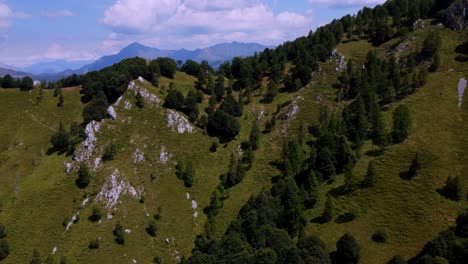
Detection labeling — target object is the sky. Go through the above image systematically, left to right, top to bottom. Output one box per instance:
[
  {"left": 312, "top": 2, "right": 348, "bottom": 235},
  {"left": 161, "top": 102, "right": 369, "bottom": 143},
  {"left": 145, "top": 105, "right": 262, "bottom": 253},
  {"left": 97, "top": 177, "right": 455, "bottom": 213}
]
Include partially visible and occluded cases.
[{"left": 0, "top": 0, "right": 386, "bottom": 66}]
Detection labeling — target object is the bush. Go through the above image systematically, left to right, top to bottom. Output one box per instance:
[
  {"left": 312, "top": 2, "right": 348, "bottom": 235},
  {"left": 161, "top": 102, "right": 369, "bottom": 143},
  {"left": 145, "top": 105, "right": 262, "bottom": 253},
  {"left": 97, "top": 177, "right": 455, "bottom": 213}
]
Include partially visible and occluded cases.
[
  {"left": 164, "top": 89, "right": 185, "bottom": 110},
  {"left": 136, "top": 91, "right": 145, "bottom": 108},
  {"left": 392, "top": 105, "right": 411, "bottom": 143},
  {"left": 206, "top": 111, "right": 240, "bottom": 141},
  {"left": 50, "top": 122, "right": 70, "bottom": 152},
  {"left": 210, "top": 142, "right": 219, "bottom": 153},
  {"left": 102, "top": 143, "right": 117, "bottom": 161},
  {"left": 175, "top": 160, "right": 195, "bottom": 187},
  {"left": 76, "top": 163, "right": 91, "bottom": 189},
  {"left": 438, "top": 175, "right": 462, "bottom": 201},
  {"left": 89, "top": 207, "right": 102, "bottom": 222},
  {"left": 456, "top": 211, "right": 468, "bottom": 238},
  {"left": 146, "top": 220, "right": 158, "bottom": 237},
  {"left": 113, "top": 223, "right": 125, "bottom": 245},
  {"left": 0, "top": 224, "right": 5, "bottom": 238},
  {"left": 372, "top": 228, "right": 389, "bottom": 243},
  {"left": 336, "top": 233, "right": 360, "bottom": 264},
  {"left": 0, "top": 239, "right": 9, "bottom": 260},
  {"left": 88, "top": 239, "right": 100, "bottom": 249}
]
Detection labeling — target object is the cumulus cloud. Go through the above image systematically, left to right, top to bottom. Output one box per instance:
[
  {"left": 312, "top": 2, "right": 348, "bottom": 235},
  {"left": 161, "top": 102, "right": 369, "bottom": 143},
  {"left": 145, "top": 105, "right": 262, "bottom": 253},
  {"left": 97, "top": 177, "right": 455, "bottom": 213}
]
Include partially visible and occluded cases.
[
  {"left": 101, "top": 0, "right": 312, "bottom": 49},
  {"left": 102, "top": 0, "right": 181, "bottom": 34},
  {"left": 308, "top": 0, "right": 386, "bottom": 8},
  {"left": 0, "top": 1, "right": 12, "bottom": 29},
  {"left": 42, "top": 9, "right": 74, "bottom": 17},
  {"left": 41, "top": 43, "right": 96, "bottom": 61}
]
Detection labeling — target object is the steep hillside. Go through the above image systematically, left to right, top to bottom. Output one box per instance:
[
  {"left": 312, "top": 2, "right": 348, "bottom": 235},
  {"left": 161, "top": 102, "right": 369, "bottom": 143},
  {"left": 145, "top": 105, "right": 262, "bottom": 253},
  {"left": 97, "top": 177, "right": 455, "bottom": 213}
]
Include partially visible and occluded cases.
[{"left": 0, "top": 1, "right": 467, "bottom": 264}]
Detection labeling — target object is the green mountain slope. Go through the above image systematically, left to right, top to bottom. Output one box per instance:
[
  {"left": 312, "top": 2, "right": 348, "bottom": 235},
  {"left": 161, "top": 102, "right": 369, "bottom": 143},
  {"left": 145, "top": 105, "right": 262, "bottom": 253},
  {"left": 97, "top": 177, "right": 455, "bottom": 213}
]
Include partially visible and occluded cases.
[{"left": 0, "top": 1, "right": 467, "bottom": 264}]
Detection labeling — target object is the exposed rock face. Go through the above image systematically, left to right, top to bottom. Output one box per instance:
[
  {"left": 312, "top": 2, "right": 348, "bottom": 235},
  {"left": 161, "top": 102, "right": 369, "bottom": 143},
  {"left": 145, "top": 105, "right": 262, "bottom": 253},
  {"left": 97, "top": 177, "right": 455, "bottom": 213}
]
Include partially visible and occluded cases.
[
  {"left": 444, "top": 0, "right": 468, "bottom": 30},
  {"left": 413, "top": 19, "right": 425, "bottom": 30},
  {"left": 331, "top": 50, "right": 346, "bottom": 73},
  {"left": 458, "top": 78, "right": 467, "bottom": 108},
  {"left": 128, "top": 79, "right": 161, "bottom": 106},
  {"left": 280, "top": 95, "right": 303, "bottom": 121},
  {"left": 107, "top": 106, "right": 117, "bottom": 120},
  {"left": 167, "top": 109, "right": 194, "bottom": 134},
  {"left": 73, "top": 121, "right": 101, "bottom": 163},
  {"left": 159, "top": 147, "right": 171, "bottom": 164},
  {"left": 132, "top": 148, "right": 145, "bottom": 164},
  {"left": 93, "top": 157, "right": 102, "bottom": 171},
  {"left": 64, "top": 162, "right": 73, "bottom": 173},
  {"left": 95, "top": 169, "right": 139, "bottom": 209},
  {"left": 65, "top": 197, "right": 89, "bottom": 231}
]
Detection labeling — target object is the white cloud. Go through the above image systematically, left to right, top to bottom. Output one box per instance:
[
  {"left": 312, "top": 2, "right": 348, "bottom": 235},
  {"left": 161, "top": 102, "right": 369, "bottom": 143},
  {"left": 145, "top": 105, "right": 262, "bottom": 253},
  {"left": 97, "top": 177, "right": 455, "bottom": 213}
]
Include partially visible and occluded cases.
[
  {"left": 101, "top": 0, "right": 312, "bottom": 50},
  {"left": 101, "top": 0, "right": 181, "bottom": 33},
  {"left": 308, "top": 0, "right": 385, "bottom": 8},
  {"left": 0, "top": 1, "right": 12, "bottom": 29},
  {"left": 42, "top": 9, "right": 74, "bottom": 18},
  {"left": 41, "top": 43, "right": 97, "bottom": 61}
]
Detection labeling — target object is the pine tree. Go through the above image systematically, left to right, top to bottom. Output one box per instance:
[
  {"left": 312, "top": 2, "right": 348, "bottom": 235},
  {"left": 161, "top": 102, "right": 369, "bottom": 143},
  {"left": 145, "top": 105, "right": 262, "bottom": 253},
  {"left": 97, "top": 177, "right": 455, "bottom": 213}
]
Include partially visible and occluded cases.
[
  {"left": 206, "top": 75, "right": 215, "bottom": 95},
  {"left": 214, "top": 75, "right": 225, "bottom": 101},
  {"left": 264, "top": 80, "right": 278, "bottom": 103},
  {"left": 36, "top": 88, "right": 44, "bottom": 105},
  {"left": 136, "top": 91, "right": 145, "bottom": 108},
  {"left": 57, "top": 93, "right": 64, "bottom": 107},
  {"left": 392, "top": 105, "right": 411, "bottom": 143},
  {"left": 371, "top": 108, "right": 389, "bottom": 151},
  {"left": 249, "top": 120, "right": 261, "bottom": 151},
  {"left": 50, "top": 122, "right": 70, "bottom": 151},
  {"left": 408, "top": 153, "right": 421, "bottom": 179},
  {"left": 362, "top": 160, "right": 377, "bottom": 187},
  {"left": 76, "top": 163, "right": 91, "bottom": 188},
  {"left": 343, "top": 168, "right": 356, "bottom": 193},
  {"left": 439, "top": 175, "right": 462, "bottom": 201},
  {"left": 322, "top": 195, "right": 335, "bottom": 222},
  {"left": 146, "top": 219, "right": 158, "bottom": 237},
  {"left": 113, "top": 223, "right": 125, "bottom": 245},
  {"left": 0, "top": 224, "right": 5, "bottom": 238},
  {"left": 336, "top": 233, "right": 361, "bottom": 264},
  {"left": 0, "top": 239, "right": 9, "bottom": 260},
  {"left": 30, "top": 249, "right": 42, "bottom": 264}
]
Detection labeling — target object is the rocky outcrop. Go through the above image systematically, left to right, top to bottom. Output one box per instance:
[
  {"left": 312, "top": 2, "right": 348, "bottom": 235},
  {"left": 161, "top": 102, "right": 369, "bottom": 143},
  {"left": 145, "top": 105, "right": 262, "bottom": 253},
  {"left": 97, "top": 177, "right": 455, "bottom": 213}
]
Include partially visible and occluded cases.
[
  {"left": 444, "top": 0, "right": 468, "bottom": 30},
  {"left": 413, "top": 19, "right": 425, "bottom": 30},
  {"left": 331, "top": 50, "right": 346, "bottom": 73},
  {"left": 458, "top": 78, "right": 467, "bottom": 108},
  {"left": 128, "top": 79, "right": 161, "bottom": 106},
  {"left": 107, "top": 106, "right": 117, "bottom": 120},
  {"left": 167, "top": 110, "right": 194, "bottom": 134},
  {"left": 73, "top": 121, "right": 101, "bottom": 163},
  {"left": 159, "top": 147, "right": 171, "bottom": 164},
  {"left": 132, "top": 148, "right": 145, "bottom": 164},
  {"left": 95, "top": 169, "right": 139, "bottom": 209}
]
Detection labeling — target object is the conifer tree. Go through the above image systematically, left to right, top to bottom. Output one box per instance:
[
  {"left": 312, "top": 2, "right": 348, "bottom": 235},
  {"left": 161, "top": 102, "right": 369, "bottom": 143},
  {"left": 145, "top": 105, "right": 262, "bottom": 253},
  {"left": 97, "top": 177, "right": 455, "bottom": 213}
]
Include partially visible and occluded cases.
[
  {"left": 214, "top": 75, "right": 225, "bottom": 101},
  {"left": 57, "top": 93, "right": 64, "bottom": 108},
  {"left": 392, "top": 105, "right": 411, "bottom": 143},
  {"left": 249, "top": 120, "right": 261, "bottom": 151},
  {"left": 408, "top": 153, "right": 421, "bottom": 179},
  {"left": 362, "top": 160, "right": 377, "bottom": 187},
  {"left": 322, "top": 195, "right": 335, "bottom": 222}
]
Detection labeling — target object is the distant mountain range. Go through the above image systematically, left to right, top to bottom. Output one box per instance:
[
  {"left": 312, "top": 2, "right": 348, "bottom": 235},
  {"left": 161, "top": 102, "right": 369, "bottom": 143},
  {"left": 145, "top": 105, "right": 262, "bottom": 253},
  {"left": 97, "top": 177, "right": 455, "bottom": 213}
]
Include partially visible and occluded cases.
[
  {"left": 69, "top": 41, "right": 272, "bottom": 75},
  {"left": 2, "top": 42, "right": 272, "bottom": 80}
]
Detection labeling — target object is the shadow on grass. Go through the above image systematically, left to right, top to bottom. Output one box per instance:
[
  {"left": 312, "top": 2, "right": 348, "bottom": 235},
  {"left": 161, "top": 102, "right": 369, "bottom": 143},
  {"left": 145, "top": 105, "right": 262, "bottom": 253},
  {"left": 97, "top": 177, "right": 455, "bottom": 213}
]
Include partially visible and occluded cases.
[
  {"left": 365, "top": 149, "right": 384, "bottom": 157},
  {"left": 399, "top": 171, "right": 414, "bottom": 180},
  {"left": 335, "top": 212, "right": 357, "bottom": 224},
  {"left": 310, "top": 216, "right": 328, "bottom": 224}
]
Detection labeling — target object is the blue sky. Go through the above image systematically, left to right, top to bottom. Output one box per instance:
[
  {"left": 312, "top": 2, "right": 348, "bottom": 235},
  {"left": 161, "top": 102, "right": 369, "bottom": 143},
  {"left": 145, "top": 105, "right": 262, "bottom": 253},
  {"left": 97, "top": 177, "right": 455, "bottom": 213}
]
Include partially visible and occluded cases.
[{"left": 0, "top": 0, "right": 385, "bottom": 66}]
